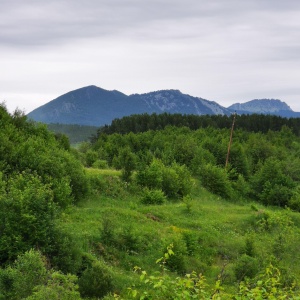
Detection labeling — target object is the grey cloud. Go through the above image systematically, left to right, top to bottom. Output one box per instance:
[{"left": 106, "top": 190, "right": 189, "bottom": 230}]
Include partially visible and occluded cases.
[{"left": 2, "top": 0, "right": 300, "bottom": 48}]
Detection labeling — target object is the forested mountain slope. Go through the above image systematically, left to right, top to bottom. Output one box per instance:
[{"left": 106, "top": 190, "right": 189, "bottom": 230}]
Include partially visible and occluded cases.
[
  {"left": 28, "top": 85, "right": 300, "bottom": 127},
  {"left": 27, "top": 86, "right": 230, "bottom": 126}
]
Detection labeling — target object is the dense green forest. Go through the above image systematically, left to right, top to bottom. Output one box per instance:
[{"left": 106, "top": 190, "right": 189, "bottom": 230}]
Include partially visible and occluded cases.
[
  {"left": 1, "top": 104, "right": 300, "bottom": 299},
  {"left": 96, "top": 112, "right": 300, "bottom": 136},
  {"left": 47, "top": 123, "right": 98, "bottom": 144}
]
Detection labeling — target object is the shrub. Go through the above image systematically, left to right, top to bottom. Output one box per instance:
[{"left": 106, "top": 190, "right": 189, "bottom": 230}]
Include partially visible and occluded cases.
[
  {"left": 118, "top": 147, "right": 136, "bottom": 182},
  {"left": 85, "top": 150, "right": 98, "bottom": 167},
  {"left": 250, "top": 158, "right": 295, "bottom": 207},
  {"left": 92, "top": 159, "right": 108, "bottom": 169},
  {"left": 136, "top": 159, "right": 164, "bottom": 189},
  {"left": 137, "top": 159, "right": 193, "bottom": 199},
  {"left": 170, "top": 163, "right": 193, "bottom": 197},
  {"left": 200, "top": 164, "right": 233, "bottom": 199},
  {"left": 161, "top": 167, "right": 180, "bottom": 198},
  {"left": 0, "top": 172, "right": 57, "bottom": 264},
  {"left": 288, "top": 185, "right": 300, "bottom": 211},
  {"left": 141, "top": 188, "right": 166, "bottom": 205},
  {"left": 182, "top": 194, "right": 193, "bottom": 213},
  {"left": 100, "top": 217, "right": 116, "bottom": 246},
  {"left": 118, "top": 225, "right": 141, "bottom": 253},
  {"left": 46, "top": 229, "right": 83, "bottom": 274},
  {"left": 164, "top": 239, "right": 187, "bottom": 274},
  {"left": 0, "top": 250, "right": 47, "bottom": 299},
  {"left": 234, "top": 254, "right": 259, "bottom": 281},
  {"left": 78, "top": 260, "right": 114, "bottom": 299},
  {"left": 237, "top": 264, "right": 299, "bottom": 299},
  {"left": 26, "top": 272, "right": 81, "bottom": 300}
]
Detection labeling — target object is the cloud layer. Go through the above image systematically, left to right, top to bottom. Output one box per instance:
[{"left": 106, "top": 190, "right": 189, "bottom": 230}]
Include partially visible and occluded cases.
[{"left": 1, "top": 0, "right": 300, "bottom": 113}]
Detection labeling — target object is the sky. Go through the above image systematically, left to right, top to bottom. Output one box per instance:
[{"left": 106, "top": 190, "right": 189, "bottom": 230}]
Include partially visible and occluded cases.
[{"left": 1, "top": 0, "right": 300, "bottom": 114}]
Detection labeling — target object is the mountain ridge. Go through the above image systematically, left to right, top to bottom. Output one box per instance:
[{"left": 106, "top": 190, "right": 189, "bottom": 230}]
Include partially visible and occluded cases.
[{"left": 27, "top": 85, "right": 300, "bottom": 126}]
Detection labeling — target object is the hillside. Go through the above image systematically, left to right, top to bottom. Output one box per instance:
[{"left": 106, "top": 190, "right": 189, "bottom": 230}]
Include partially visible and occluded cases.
[
  {"left": 27, "top": 85, "right": 300, "bottom": 127},
  {"left": 27, "top": 85, "right": 228, "bottom": 126},
  {"left": 228, "top": 99, "right": 300, "bottom": 117},
  {"left": 1, "top": 104, "right": 300, "bottom": 298}
]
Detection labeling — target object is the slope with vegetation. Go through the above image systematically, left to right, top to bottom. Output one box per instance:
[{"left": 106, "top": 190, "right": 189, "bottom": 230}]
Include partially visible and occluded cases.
[{"left": 1, "top": 105, "right": 300, "bottom": 299}]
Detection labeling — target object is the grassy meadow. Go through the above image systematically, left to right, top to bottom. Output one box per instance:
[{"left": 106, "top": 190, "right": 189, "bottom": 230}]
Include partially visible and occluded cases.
[{"left": 59, "top": 167, "right": 300, "bottom": 298}]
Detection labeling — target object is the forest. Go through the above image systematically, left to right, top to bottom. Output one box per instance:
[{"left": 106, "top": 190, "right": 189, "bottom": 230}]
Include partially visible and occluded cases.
[{"left": 1, "top": 103, "right": 300, "bottom": 299}]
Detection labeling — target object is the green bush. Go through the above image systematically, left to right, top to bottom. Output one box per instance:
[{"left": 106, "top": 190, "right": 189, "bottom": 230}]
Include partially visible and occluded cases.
[
  {"left": 118, "top": 147, "right": 136, "bottom": 182},
  {"left": 85, "top": 149, "right": 98, "bottom": 167},
  {"left": 250, "top": 158, "right": 295, "bottom": 207},
  {"left": 92, "top": 159, "right": 108, "bottom": 169},
  {"left": 136, "top": 159, "right": 164, "bottom": 189},
  {"left": 137, "top": 159, "right": 193, "bottom": 199},
  {"left": 171, "top": 163, "right": 193, "bottom": 197},
  {"left": 200, "top": 164, "right": 233, "bottom": 199},
  {"left": 161, "top": 167, "right": 180, "bottom": 198},
  {"left": 0, "top": 172, "right": 57, "bottom": 264},
  {"left": 288, "top": 185, "right": 300, "bottom": 211},
  {"left": 141, "top": 188, "right": 166, "bottom": 205},
  {"left": 100, "top": 217, "right": 117, "bottom": 246},
  {"left": 118, "top": 225, "right": 141, "bottom": 253},
  {"left": 47, "top": 229, "right": 83, "bottom": 274},
  {"left": 164, "top": 239, "right": 187, "bottom": 274},
  {"left": 0, "top": 250, "right": 47, "bottom": 299},
  {"left": 234, "top": 254, "right": 259, "bottom": 281},
  {"left": 78, "top": 260, "right": 114, "bottom": 299},
  {"left": 237, "top": 264, "right": 299, "bottom": 299},
  {"left": 26, "top": 272, "right": 81, "bottom": 300}
]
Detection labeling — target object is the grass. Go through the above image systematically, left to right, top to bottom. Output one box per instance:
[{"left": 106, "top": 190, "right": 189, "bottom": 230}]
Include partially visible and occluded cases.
[{"left": 60, "top": 169, "right": 300, "bottom": 297}]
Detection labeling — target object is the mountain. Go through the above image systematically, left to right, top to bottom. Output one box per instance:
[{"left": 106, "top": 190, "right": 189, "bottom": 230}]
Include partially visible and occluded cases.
[
  {"left": 27, "top": 86, "right": 231, "bottom": 126},
  {"left": 27, "top": 86, "right": 300, "bottom": 126},
  {"left": 27, "top": 86, "right": 150, "bottom": 126},
  {"left": 228, "top": 99, "right": 300, "bottom": 117}
]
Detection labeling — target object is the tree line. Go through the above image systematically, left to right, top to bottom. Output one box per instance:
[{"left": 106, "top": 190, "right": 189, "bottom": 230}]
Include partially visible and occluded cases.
[{"left": 95, "top": 112, "right": 300, "bottom": 137}]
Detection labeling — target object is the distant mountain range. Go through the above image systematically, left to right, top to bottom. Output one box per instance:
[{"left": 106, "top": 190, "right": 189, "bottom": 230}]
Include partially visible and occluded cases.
[{"left": 27, "top": 85, "right": 300, "bottom": 126}]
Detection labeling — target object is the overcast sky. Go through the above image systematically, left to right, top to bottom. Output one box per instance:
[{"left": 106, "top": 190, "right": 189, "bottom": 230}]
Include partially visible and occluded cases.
[{"left": 1, "top": 0, "right": 300, "bottom": 114}]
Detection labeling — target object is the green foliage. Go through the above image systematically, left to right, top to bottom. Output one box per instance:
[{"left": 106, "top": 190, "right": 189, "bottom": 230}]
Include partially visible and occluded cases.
[
  {"left": 3, "top": 104, "right": 300, "bottom": 297},
  {"left": 0, "top": 105, "right": 88, "bottom": 205},
  {"left": 97, "top": 112, "right": 300, "bottom": 136},
  {"left": 47, "top": 123, "right": 98, "bottom": 144},
  {"left": 119, "top": 146, "right": 136, "bottom": 182},
  {"left": 85, "top": 149, "right": 98, "bottom": 167},
  {"left": 250, "top": 158, "right": 295, "bottom": 206},
  {"left": 92, "top": 159, "right": 109, "bottom": 169},
  {"left": 136, "top": 159, "right": 164, "bottom": 190},
  {"left": 137, "top": 160, "right": 192, "bottom": 199},
  {"left": 170, "top": 163, "right": 193, "bottom": 197},
  {"left": 200, "top": 164, "right": 233, "bottom": 199},
  {"left": 0, "top": 172, "right": 56, "bottom": 263},
  {"left": 88, "top": 174, "right": 128, "bottom": 198},
  {"left": 288, "top": 185, "right": 300, "bottom": 211},
  {"left": 141, "top": 188, "right": 166, "bottom": 205},
  {"left": 182, "top": 195, "right": 193, "bottom": 213},
  {"left": 100, "top": 217, "right": 117, "bottom": 246},
  {"left": 46, "top": 228, "right": 83, "bottom": 274},
  {"left": 163, "top": 239, "right": 188, "bottom": 275},
  {"left": 125, "top": 244, "right": 221, "bottom": 300},
  {"left": 0, "top": 250, "right": 47, "bottom": 299},
  {"left": 234, "top": 254, "right": 259, "bottom": 281},
  {"left": 78, "top": 260, "right": 114, "bottom": 298},
  {"left": 235, "top": 264, "right": 299, "bottom": 300},
  {"left": 25, "top": 272, "right": 81, "bottom": 300}
]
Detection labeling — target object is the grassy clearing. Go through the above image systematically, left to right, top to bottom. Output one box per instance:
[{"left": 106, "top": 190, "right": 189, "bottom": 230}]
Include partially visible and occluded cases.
[{"left": 60, "top": 169, "right": 300, "bottom": 297}]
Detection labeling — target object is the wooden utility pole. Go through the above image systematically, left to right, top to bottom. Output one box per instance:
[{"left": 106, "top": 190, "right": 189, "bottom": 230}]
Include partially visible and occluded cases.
[{"left": 225, "top": 112, "right": 236, "bottom": 168}]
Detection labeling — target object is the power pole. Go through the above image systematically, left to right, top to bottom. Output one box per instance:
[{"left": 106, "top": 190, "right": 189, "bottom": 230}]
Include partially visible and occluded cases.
[{"left": 225, "top": 112, "right": 236, "bottom": 168}]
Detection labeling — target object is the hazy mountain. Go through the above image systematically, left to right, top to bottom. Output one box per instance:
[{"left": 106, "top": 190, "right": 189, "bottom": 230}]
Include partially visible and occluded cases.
[
  {"left": 27, "top": 86, "right": 300, "bottom": 126},
  {"left": 27, "top": 86, "right": 231, "bottom": 126},
  {"left": 228, "top": 99, "right": 300, "bottom": 117}
]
